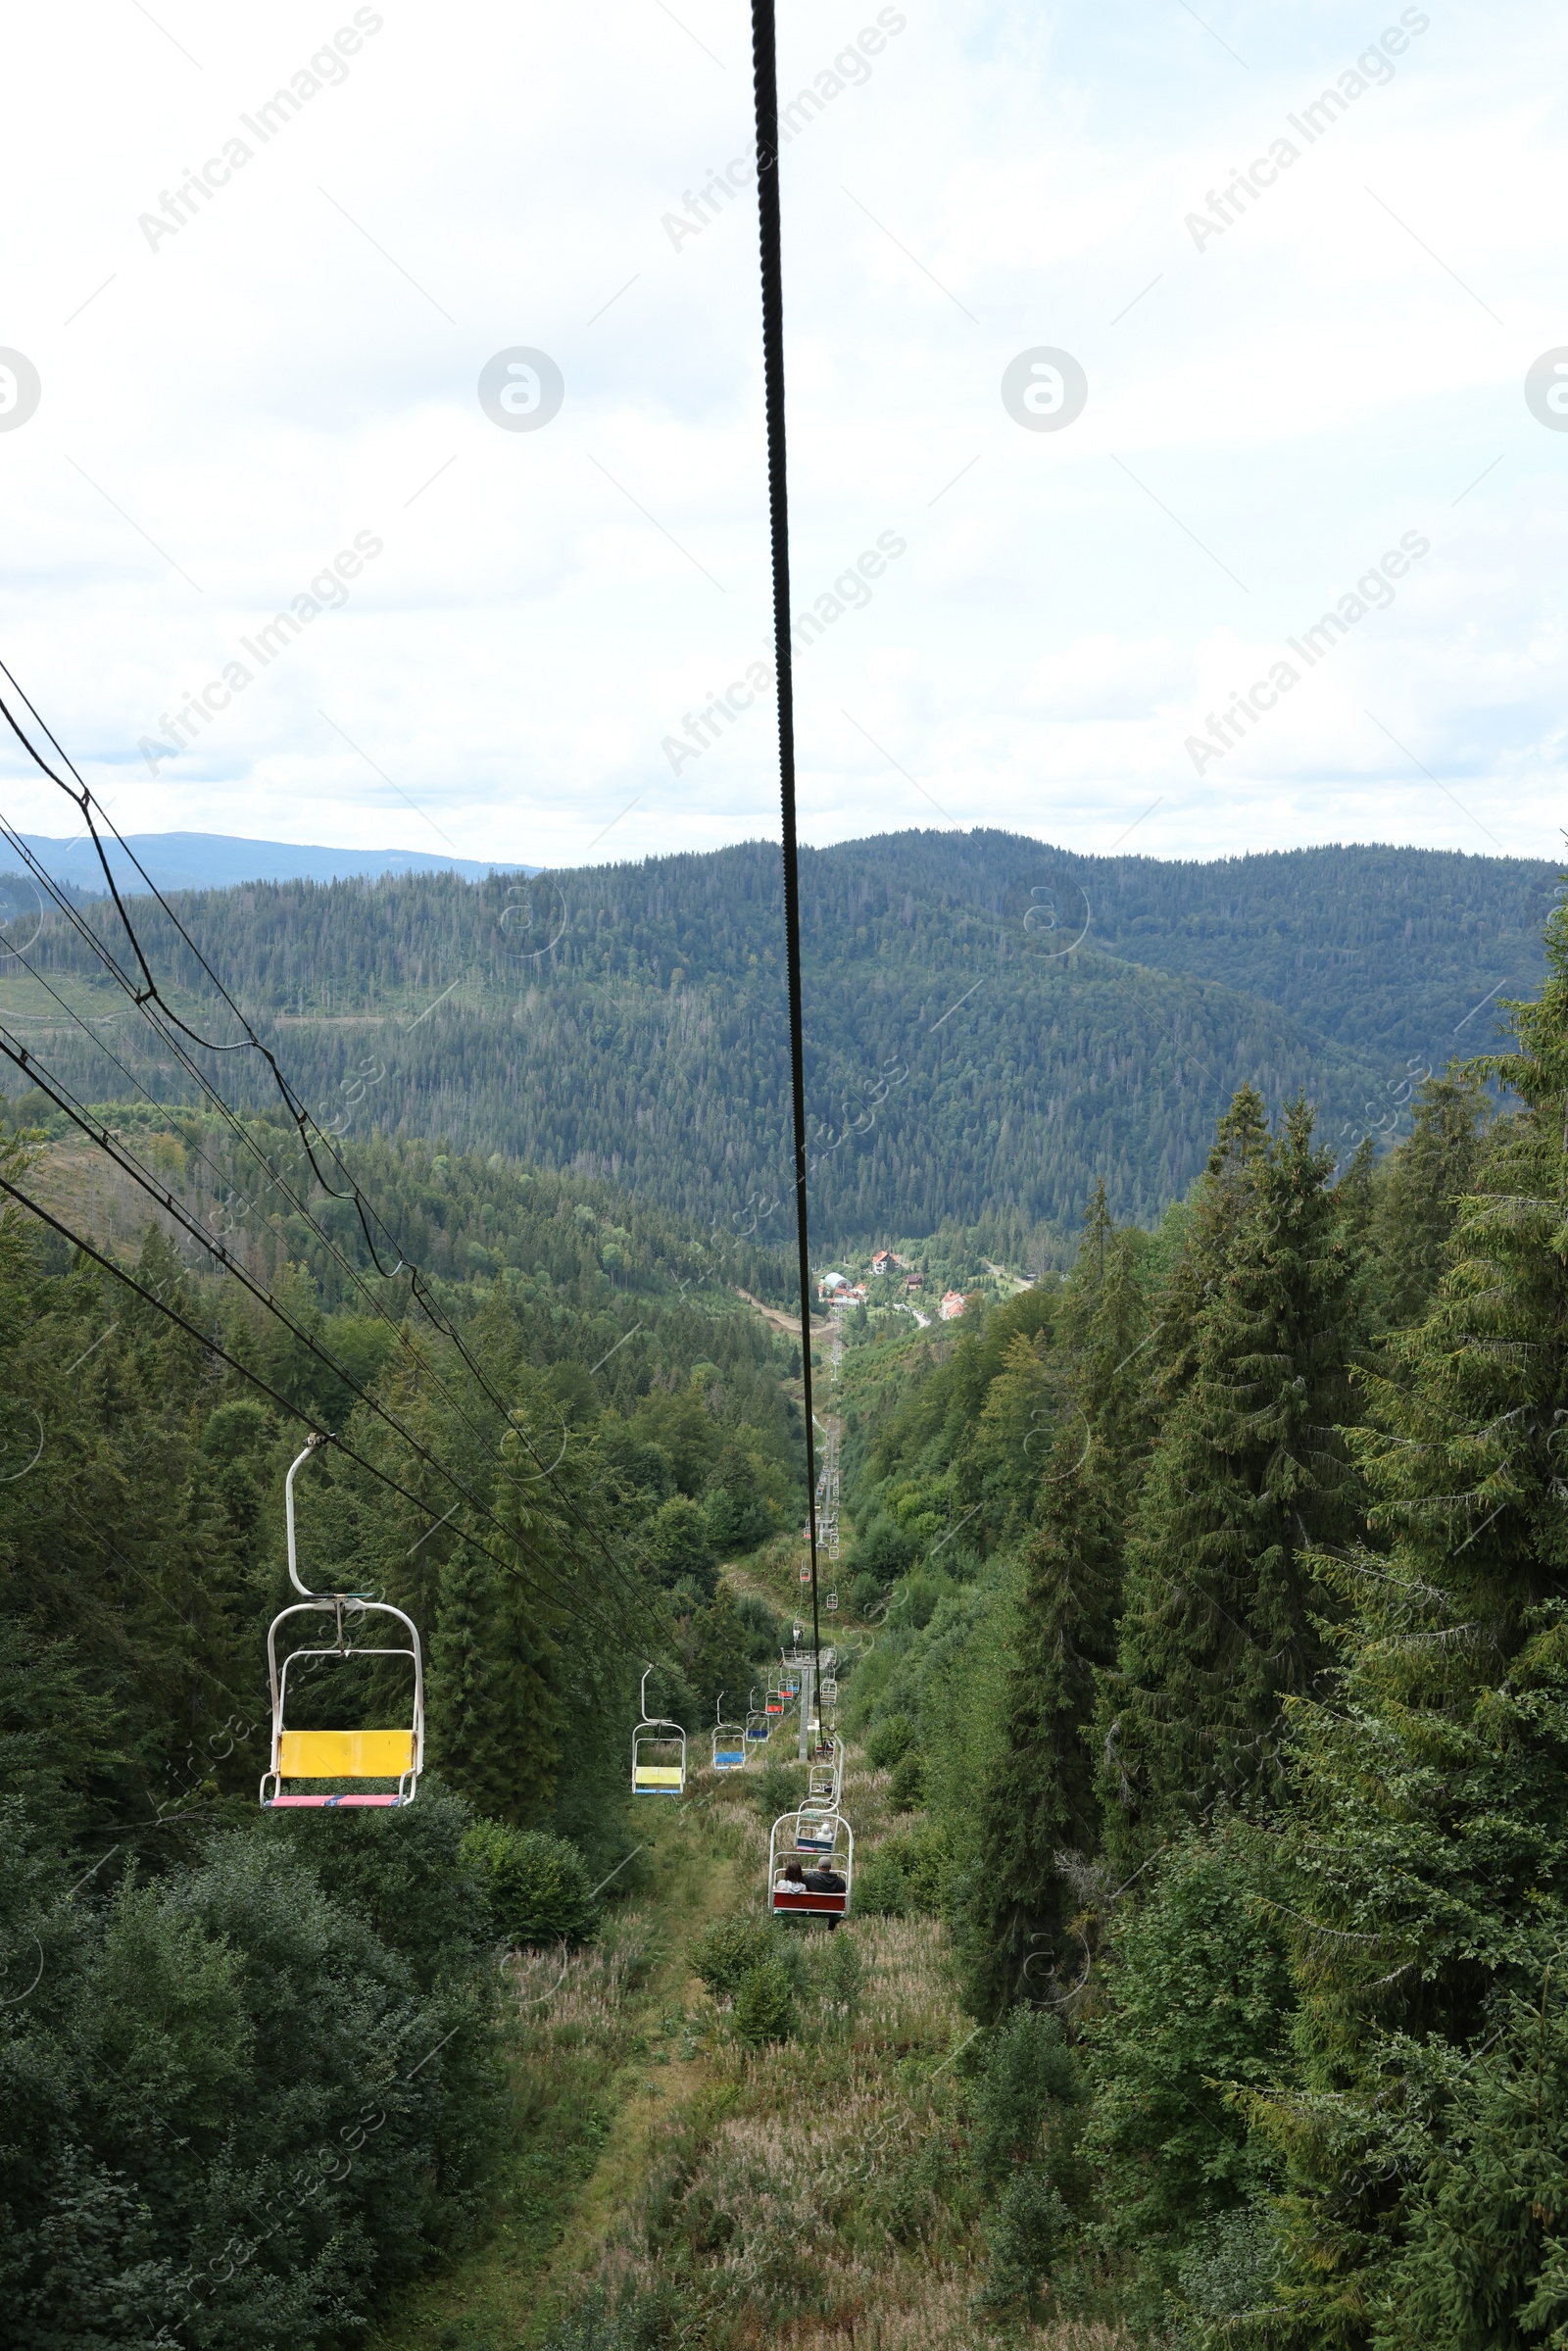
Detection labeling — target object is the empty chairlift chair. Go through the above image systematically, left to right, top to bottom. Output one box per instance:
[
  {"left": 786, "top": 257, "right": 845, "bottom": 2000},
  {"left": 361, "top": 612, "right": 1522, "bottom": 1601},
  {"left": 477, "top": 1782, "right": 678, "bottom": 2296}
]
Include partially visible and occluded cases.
[
  {"left": 261, "top": 1435, "right": 424, "bottom": 1810},
  {"left": 632, "top": 1667, "right": 688, "bottom": 1796},
  {"left": 747, "top": 1687, "right": 770, "bottom": 1743},
  {"left": 712, "top": 1695, "right": 747, "bottom": 1773},
  {"left": 808, "top": 1734, "right": 844, "bottom": 1811},
  {"left": 769, "top": 1807, "right": 854, "bottom": 1920}
]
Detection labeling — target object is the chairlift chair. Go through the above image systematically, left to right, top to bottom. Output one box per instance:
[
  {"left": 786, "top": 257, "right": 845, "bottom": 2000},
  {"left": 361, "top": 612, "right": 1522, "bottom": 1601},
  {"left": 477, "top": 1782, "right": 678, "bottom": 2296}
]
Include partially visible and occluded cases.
[
  {"left": 261, "top": 1436, "right": 424, "bottom": 1809},
  {"left": 632, "top": 1666, "right": 688, "bottom": 1795},
  {"left": 712, "top": 1693, "right": 747, "bottom": 1772},
  {"left": 808, "top": 1735, "right": 844, "bottom": 1809},
  {"left": 768, "top": 1809, "right": 854, "bottom": 1919}
]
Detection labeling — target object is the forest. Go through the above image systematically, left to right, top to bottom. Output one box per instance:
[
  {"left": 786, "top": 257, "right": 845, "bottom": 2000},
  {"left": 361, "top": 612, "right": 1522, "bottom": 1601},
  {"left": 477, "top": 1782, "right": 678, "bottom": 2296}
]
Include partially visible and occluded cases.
[
  {"left": 0, "top": 834, "right": 1553, "bottom": 1249},
  {"left": 4, "top": 860, "right": 1568, "bottom": 2349},
  {"left": 827, "top": 894, "right": 1568, "bottom": 2341},
  {"left": 0, "top": 1127, "right": 806, "bottom": 2348}
]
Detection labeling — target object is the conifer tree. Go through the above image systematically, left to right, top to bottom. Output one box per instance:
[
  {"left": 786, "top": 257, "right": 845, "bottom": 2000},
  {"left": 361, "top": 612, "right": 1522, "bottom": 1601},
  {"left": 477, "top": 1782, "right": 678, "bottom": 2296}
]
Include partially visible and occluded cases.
[
  {"left": 1258, "top": 919, "right": 1568, "bottom": 2339},
  {"left": 1368, "top": 1060, "right": 1492, "bottom": 1328},
  {"left": 1151, "top": 1083, "right": 1271, "bottom": 1407},
  {"left": 1098, "top": 1098, "right": 1354, "bottom": 1870},
  {"left": 960, "top": 1185, "right": 1153, "bottom": 2016},
  {"left": 687, "top": 1581, "right": 752, "bottom": 1715}
]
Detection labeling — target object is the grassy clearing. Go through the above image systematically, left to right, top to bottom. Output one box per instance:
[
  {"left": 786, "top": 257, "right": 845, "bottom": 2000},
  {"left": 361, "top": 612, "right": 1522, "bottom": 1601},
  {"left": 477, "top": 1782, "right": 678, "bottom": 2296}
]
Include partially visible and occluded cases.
[{"left": 368, "top": 1733, "right": 1129, "bottom": 2351}]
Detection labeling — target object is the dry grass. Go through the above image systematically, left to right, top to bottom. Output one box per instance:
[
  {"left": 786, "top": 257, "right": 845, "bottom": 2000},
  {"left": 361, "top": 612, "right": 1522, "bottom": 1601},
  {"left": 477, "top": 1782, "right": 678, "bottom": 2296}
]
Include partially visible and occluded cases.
[
  {"left": 543, "top": 1869, "right": 1126, "bottom": 2351},
  {"left": 504, "top": 1908, "right": 657, "bottom": 2049}
]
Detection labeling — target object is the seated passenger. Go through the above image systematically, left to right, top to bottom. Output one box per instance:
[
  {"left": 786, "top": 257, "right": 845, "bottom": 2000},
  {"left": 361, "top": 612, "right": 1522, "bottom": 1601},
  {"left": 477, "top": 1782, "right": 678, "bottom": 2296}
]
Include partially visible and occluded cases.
[
  {"left": 774, "top": 1860, "right": 807, "bottom": 1893},
  {"left": 803, "top": 1865, "right": 845, "bottom": 1894}
]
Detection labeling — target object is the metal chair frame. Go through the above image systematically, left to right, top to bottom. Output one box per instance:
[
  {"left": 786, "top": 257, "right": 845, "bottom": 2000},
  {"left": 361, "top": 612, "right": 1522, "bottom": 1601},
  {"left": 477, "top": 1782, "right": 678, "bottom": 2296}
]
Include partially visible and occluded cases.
[
  {"left": 261, "top": 1437, "right": 423, "bottom": 1809},
  {"left": 632, "top": 1666, "right": 688, "bottom": 1795},
  {"left": 712, "top": 1692, "right": 747, "bottom": 1772},
  {"left": 768, "top": 1809, "right": 854, "bottom": 1918}
]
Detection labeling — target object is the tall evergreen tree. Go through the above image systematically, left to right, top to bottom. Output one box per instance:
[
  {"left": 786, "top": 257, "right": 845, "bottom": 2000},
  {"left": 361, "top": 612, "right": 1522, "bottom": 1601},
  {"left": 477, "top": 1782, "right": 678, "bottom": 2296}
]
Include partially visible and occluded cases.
[
  {"left": 1257, "top": 921, "right": 1568, "bottom": 2343},
  {"left": 1368, "top": 1060, "right": 1492, "bottom": 1328},
  {"left": 1098, "top": 1098, "right": 1355, "bottom": 1870},
  {"left": 960, "top": 1185, "right": 1153, "bottom": 2017}
]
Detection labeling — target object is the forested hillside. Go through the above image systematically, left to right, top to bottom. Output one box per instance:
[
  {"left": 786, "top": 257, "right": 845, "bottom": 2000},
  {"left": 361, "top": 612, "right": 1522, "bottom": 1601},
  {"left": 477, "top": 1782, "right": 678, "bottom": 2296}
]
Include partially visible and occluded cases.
[
  {"left": 1, "top": 835, "right": 1551, "bottom": 1249},
  {"left": 7, "top": 841, "right": 1568, "bottom": 2348},
  {"left": 828, "top": 905, "right": 1568, "bottom": 2338},
  {"left": 0, "top": 1126, "right": 808, "bottom": 2346}
]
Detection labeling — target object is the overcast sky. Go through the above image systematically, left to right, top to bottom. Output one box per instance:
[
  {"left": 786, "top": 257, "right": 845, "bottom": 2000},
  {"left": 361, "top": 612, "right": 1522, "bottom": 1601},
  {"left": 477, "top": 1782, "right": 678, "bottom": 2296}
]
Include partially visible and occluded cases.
[{"left": 0, "top": 0, "right": 1562, "bottom": 870}]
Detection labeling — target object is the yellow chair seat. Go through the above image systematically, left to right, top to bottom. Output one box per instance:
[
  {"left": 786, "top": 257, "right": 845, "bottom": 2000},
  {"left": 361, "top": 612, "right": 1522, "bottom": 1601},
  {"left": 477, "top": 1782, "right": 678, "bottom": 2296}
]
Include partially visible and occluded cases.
[
  {"left": 279, "top": 1729, "right": 415, "bottom": 1778},
  {"left": 634, "top": 1766, "right": 683, "bottom": 1788}
]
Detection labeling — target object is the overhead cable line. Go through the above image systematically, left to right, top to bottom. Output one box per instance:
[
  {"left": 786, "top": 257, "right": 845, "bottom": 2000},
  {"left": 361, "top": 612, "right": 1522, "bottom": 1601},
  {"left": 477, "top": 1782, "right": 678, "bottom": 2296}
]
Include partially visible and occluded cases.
[
  {"left": 750, "top": 0, "right": 823, "bottom": 1713},
  {"left": 0, "top": 666, "right": 659, "bottom": 1603},
  {"left": 0, "top": 917, "right": 620, "bottom": 1562},
  {"left": 0, "top": 1085, "right": 644, "bottom": 1642}
]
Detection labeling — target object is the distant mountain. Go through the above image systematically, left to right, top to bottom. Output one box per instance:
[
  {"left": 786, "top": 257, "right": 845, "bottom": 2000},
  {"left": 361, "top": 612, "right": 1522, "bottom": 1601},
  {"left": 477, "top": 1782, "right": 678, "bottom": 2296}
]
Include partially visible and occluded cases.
[
  {"left": 11, "top": 831, "right": 534, "bottom": 897},
  {"left": 3, "top": 833, "right": 1554, "bottom": 1251}
]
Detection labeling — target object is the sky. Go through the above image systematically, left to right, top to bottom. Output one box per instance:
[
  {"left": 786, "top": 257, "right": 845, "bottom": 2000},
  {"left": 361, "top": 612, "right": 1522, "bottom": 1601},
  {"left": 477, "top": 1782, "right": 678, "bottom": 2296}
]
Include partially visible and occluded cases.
[{"left": 0, "top": 0, "right": 1563, "bottom": 872}]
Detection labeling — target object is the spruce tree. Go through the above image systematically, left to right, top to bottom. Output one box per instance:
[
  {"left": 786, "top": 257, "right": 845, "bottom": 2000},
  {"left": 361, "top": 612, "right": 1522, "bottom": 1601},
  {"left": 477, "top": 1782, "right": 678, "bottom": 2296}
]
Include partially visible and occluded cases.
[
  {"left": 1257, "top": 915, "right": 1568, "bottom": 2341},
  {"left": 1368, "top": 1060, "right": 1492, "bottom": 1328},
  {"left": 1151, "top": 1083, "right": 1272, "bottom": 1408},
  {"left": 1098, "top": 1098, "right": 1354, "bottom": 1869},
  {"left": 961, "top": 1185, "right": 1153, "bottom": 2016}
]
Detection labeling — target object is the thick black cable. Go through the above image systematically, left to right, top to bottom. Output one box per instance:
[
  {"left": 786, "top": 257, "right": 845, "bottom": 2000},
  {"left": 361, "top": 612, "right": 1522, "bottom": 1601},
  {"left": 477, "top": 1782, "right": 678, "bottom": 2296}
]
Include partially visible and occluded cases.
[{"left": 750, "top": 0, "right": 822, "bottom": 1726}]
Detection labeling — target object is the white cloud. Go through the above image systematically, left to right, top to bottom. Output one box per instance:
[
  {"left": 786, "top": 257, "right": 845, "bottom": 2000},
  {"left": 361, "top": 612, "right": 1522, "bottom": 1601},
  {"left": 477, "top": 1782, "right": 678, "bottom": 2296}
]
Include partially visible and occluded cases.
[{"left": 0, "top": 0, "right": 1562, "bottom": 870}]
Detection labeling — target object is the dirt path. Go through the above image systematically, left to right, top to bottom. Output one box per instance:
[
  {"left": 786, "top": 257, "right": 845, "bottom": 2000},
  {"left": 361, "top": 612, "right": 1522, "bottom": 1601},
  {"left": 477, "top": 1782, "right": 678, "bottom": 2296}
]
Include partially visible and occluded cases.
[{"left": 732, "top": 1284, "right": 807, "bottom": 1338}]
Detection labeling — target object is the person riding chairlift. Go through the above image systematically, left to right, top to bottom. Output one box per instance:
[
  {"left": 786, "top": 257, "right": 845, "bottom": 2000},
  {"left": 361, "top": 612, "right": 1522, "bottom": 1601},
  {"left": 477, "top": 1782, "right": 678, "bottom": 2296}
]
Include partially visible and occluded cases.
[{"left": 774, "top": 1855, "right": 847, "bottom": 1928}]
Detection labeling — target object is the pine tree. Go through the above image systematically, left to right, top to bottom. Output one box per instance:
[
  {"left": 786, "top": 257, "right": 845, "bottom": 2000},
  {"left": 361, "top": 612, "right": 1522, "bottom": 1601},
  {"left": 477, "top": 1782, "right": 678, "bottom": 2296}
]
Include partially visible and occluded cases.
[
  {"left": 1255, "top": 919, "right": 1568, "bottom": 2342},
  {"left": 1369, "top": 1061, "right": 1492, "bottom": 1328},
  {"left": 1150, "top": 1083, "right": 1271, "bottom": 1408},
  {"left": 1098, "top": 1099, "right": 1354, "bottom": 1869},
  {"left": 960, "top": 1185, "right": 1153, "bottom": 2016}
]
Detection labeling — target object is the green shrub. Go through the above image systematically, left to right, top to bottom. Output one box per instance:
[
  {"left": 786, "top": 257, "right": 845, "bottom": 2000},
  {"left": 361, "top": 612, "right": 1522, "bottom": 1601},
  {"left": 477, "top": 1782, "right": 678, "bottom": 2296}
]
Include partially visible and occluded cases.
[
  {"left": 850, "top": 1572, "right": 883, "bottom": 1615},
  {"left": 864, "top": 1711, "right": 916, "bottom": 1771},
  {"left": 889, "top": 1750, "right": 926, "bottom": 1811},
  {"left": 753, "top": 1755, "right": 806, "bottom": 1822},
  {"left": 461, "top": 1819, "right": 599, "bottom": 1946},
  {"left": 856, "top": 1820, "right": 954, "bottom": 1918},
  {"left": 854, "top": 1844, "right": 908, "bottom": 1917},
  {"left": 689, "top": 1911, "right": 776, "bottom": 2003},
  {"left": 820, "top": 1925, "right": 863, "bottom": 2025},
  {"left": 733, "top": 1958, "right": 796, "bottom": 2045},
  {"left": 971, "top": 2009, "right": 1085, "bottom": 2186},
  {"left": 977, "top": 2170, "right": 1076, "bottom": 2310}
]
